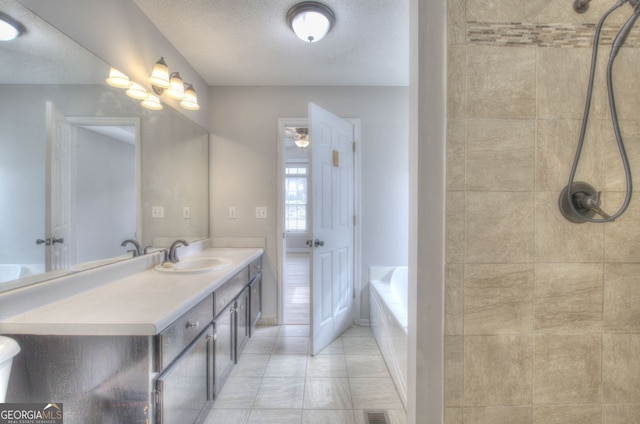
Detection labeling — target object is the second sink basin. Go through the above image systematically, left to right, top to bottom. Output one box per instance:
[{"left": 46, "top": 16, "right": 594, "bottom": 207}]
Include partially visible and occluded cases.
[{"left": 155, "top": 257, "right": 233, "bottom": 274}]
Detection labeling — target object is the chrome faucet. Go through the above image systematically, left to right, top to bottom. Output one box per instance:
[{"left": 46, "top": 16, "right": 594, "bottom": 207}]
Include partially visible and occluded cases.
[
  {"left": 121, "top": 239, "right": 143, "bottom": 257},
  {"left": 166, "top": 239, "right": 189, "bottom": 263}
]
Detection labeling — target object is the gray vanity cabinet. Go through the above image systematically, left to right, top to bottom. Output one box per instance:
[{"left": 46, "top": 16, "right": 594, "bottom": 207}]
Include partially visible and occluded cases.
[
  {"left": 248, "top": 270, "right": 262, "bottom": 336},
  {"left": 235, "top": 286, "right": 250, "bottom": 361},
  {"left": 212, "top": 302, "right": 234, "bottom": 398}
]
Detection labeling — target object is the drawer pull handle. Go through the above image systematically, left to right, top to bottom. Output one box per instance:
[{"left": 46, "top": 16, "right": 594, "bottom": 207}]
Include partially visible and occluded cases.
[{"left": 186, "top": 321, "right": 200, "bottom": 329}]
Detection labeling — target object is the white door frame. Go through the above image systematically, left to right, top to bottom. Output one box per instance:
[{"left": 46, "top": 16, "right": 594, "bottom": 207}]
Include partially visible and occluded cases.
[{"left": 276, "top": 117, "right": 362, "bottom": 326}]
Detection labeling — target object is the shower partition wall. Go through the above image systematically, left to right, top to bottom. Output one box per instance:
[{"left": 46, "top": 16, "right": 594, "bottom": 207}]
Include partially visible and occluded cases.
[{"left": 445, "top": 0, "right": 640, "bottom": 422}]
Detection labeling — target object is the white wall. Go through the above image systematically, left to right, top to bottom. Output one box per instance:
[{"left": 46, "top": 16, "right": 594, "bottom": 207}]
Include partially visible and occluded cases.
[{"left": 209, "top": 86, "right": 409, "bottom": 323}]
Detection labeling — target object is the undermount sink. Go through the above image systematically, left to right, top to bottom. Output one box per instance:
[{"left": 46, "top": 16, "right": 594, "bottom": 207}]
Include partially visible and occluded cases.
[{"left": 154, "top": 257, "right": 233, "bottom": 274}]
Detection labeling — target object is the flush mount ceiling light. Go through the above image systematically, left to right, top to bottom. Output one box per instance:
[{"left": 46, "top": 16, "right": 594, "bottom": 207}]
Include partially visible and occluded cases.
[
  {"left": 286, "top": 1, "right": 335, "bottom": 43},
  {"left": 0, "top": 11, "right": 26, "bottom": 41}
]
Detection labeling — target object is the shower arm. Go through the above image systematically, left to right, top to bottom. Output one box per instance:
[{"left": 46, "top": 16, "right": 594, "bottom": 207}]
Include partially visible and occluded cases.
[{"left": 576, "top": 0, "right": 638, "bottom": 13}]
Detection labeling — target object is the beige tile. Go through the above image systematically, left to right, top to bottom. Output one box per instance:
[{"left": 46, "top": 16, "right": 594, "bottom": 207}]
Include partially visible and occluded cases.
[
  {"left": 447, "top": 0, "right": 466, "bottom": 45},
  {"left": 467, "top": 0, "right": 551, "bottom": 22},
  {"left": 534, "top": 0, "right": 628, "bottom": 25},
  {"left": 448, "top": 45, "right": 466, "bottom": 119},
  {"left": 467, "top": 46, "right": 536, "bottom": 119},
  {"left": 538, "top": 48, "right": 607, "bottom": 120},
  {"left": 608, "top": 48, "right": 640, "bottom": 121},
  {"left": 447, "top": 119, "right": 465, "bottom": 192},
  {"left": 466, "top": 119, "right": 535, "bottom": 191},
  {"left": 536, "top": 119, "right": 606, "bottom": 192},
  {"left": 605, "top": 120, "right": 640, "bottom": 192},
  {"left": 446, "top": 191, "right": 465, "bottom": 264},
  {"left": 466, "top": 192, "right": 534, "bottom": 263},
  {"left": 535, "top": 192, "right": 604, "bottom": 263},
  {"left": 604, "top": 192, "right": 640, "bottom": 263},
  {"left": 534, "top": 263, "right": 603, "bottom": 334},
  {"left": 445, "top": 264, "right": 464, "bottom": 335},
  {"left": 464, "top": 264, "right": 534, "bottom": 335},
  {"left": 604, "top": 264, "right": 640, "bottom": 333},
  {"left": 279, "top": 325, "right": 309, "bottom": 337},
  {"left": 341, "top": 325, "right": 374, "bottom": 338},
  {"left": 603, "top": 334, "right": 640, "bottom": 403},
  {"left": 464, "top": 335, "right": 533, "bottom": 406},
  {"left": 533, "top": 335, "right": 602, "bottom": 404},
  {"left": 244, "top": 336, "right": 276, "bottom": 354},
  {"left": 272, "top": 336, "right": 308, "bottom": 354},
  {"left": 342, "top": 336, "right": 381, "bottom": 355},
  {"left": 444, "top": 336, "right": 463, "bottom": 407},
  {"left": 316, "top": 338, "right": 344, "bottom": 355},
  {"left": 230, "top": 353, "right": 270, "bottom": 377},
  {"left": 264, "top": 354, "right": 307, "bottom": 377},
  {"left": 307, "top": 354, "right": 348, "bottom": 377},
  {"left": 345, "top": 354, "right": 390, "bottom": 378},
  {"left": 212, "top": 377, "right": 261, "bottom": 409},
  {"left": 253, "top": 377, "right": 305, "bottom": 409},
  {"left": 303, "top": 377, "right": 353, "bottom": 409},
  {"left": 350, "top": 377, "right": 404, "bottom": 410},
  {"left": 603, "top": 403, "right": 640, "bottom": 424},
  {"left": 533, "top": 405, "right": 601, "bottom": 424},
  {"left": 463, "top": 407, "right": 531, "bottom": 424},
  {"left": 203, "top": 408, "right": 251, "bottom": 424},
  {"left": 444, "top": 408, "right": 463, "bottom": 424},
  {"left": 247, "top": 409, "right": 302, "bottom": 424},
  {"left": 303, "top": 410, "right": 355, "bottom": 424}
]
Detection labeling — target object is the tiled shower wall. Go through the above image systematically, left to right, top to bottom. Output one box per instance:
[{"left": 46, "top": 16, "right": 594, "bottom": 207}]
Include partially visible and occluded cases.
[{"left": 445, "top": 0, "right": 640, "bottom": 423}]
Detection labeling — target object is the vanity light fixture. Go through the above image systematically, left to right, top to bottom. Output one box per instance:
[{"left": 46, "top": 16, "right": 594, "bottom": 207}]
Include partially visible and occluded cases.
[
  {"left": 286, "top": 1, "right": 335, "bottom": 43},
  {"left": 0, "top": 12, "right": 26, "bottom": 41},
  {"left": 149, "top": 57, "right": 171, "bottom": 89},
  {"left": 106, "top": 67, "right": 132, "bottom": 88},
  {"left": 165, "top": 72, "right": 186, "bottom": 100},
  {"left": 125, "top": 82, "right": 148, "bottom": 100},
  {"left": 179, "top": 84, "right": 200, "bottom": 110},
  {"left": 141, "top": 94, "right": 163, "bottom": 111}
]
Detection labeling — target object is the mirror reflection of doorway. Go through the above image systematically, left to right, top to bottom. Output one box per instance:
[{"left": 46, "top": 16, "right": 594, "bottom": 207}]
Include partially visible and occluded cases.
[{"left": 283, "top": 127, "right": 310, "bottom": 325}]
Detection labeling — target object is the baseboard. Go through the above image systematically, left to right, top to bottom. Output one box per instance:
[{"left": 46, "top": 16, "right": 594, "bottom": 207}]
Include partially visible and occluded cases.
[
  {"left": 257, "top": 315, "right": 278, "bottom": 326},
  {"left": 356, "top": 318, "right": 370, "bottom": 327}
]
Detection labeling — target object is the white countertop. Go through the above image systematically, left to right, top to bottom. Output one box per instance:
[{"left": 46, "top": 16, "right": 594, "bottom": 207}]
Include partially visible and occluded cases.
[{"left": 0, "top": 247, "right": 263, "bottom": 336}]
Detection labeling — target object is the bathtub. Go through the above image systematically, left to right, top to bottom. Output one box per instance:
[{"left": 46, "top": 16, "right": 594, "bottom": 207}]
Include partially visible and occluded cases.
[{"left": 369, "top": 266, "right": 408, "bottom": 409}]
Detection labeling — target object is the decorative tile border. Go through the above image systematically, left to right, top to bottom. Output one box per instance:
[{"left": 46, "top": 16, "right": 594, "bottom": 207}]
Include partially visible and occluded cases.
[{"left": 467, "top": 21, "right": 640, "bottom": 47}]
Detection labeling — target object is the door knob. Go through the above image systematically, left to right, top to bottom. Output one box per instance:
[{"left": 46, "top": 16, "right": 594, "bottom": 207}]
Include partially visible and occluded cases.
[
  {"left": 52, "top": 237, "right": 64, "bottom": 245},
  {"left": 36, "top": 238, "right": 50, "bottom": 245},
  {"left": 306, "top": 239, "right": 313, "bottom": 247},
  {"left": 314, "top": 239, "right": 325, "bottom": 247}
]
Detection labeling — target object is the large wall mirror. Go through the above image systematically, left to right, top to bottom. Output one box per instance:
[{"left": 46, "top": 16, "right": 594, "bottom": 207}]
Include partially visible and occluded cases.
[{"left": 0, "top": 0, "right": 209, "bottom": 293}]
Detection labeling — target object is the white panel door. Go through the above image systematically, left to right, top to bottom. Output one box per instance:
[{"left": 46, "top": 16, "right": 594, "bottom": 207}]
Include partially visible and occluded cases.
[
  {"left": 45, "top": 101, "right": 73, "bottom": 271},
  {"left": 309, "top": 103, "right": 354, "bottom": 355}
]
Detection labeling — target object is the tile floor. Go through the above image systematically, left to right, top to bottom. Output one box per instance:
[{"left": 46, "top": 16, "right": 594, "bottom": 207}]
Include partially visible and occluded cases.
[{"left": 202, "top": 324, "right": 406, "bottom": 424}]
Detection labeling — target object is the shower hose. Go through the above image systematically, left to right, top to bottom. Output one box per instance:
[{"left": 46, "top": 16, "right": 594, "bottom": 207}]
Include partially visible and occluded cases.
[{"left": 567, "top": 0, "right": 639, "bottom": 222}]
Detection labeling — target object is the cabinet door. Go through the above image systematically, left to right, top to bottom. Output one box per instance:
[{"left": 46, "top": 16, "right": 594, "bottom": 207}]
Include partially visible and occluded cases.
[
  {"left": 249, "top": 274, "right": 262, "bottom": 336},
  {"left": 235, "top": 287, "right": 250, "bottom": 362},
  {"left": 213, "top": 303, "right": 234, "bottom": 398},
  {"left": 155, "top": 324, "right": 213, "bottom": 424}
]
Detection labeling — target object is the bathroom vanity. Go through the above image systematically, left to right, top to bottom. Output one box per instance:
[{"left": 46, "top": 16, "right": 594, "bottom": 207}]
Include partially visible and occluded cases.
[{"left": 0, "top": 246, "right": 263, "bottom": 424}]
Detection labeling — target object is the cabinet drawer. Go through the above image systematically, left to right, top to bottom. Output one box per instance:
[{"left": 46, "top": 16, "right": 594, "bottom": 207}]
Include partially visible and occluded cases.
[
  {"left": 214, "top": 267, "right": 248, "bottom": 317},
  {"left": 156, "top": 295, "right": 213, "bottom": 371}
]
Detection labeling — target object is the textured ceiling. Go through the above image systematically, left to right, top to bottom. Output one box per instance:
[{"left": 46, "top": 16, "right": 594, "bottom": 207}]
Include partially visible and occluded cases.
[
  {"left": 0, "top": 0, "right": 106, "bottom": 84},
  {"left": 132, "top": 0, "right": 410, "bottom": 86}
]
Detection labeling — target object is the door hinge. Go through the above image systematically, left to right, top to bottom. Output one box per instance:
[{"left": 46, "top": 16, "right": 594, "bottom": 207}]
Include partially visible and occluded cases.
[
  {"left": 352, "top": 141, "right": 356, "bottom": 152},
  {"left": 353, "top": 215, "right": 356, "bottom": 226},
  {"left": 353, "top": 287, "right": 356, "bottom": 299}
]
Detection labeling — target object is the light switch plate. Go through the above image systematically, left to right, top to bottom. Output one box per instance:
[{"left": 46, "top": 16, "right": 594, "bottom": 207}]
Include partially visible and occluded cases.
[
  {"left": 151, "top": 206, "right": 164, "bottom": 219},
  {"left": 229, "top": 206, "right": 237, "bottom": 219},
  {"left": 256, "top": 206, "right": 267, "bottom": 219},
  {"left": 183, "top": 207, "right": 191, "bottom": 219}
]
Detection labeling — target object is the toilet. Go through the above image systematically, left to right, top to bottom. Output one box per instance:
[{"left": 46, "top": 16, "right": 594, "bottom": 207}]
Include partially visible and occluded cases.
[{"left": 0, "top": 336, "right": 20, "bottom": 402}]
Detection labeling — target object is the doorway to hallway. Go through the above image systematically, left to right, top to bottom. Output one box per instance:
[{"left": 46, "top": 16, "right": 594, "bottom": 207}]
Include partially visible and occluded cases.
[{"left": 283, "top": 251, "right": 310, "bottom": 324}]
